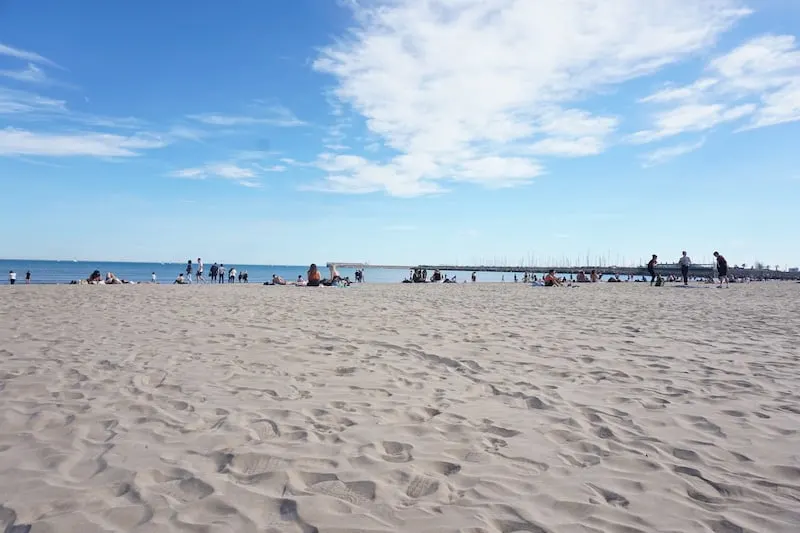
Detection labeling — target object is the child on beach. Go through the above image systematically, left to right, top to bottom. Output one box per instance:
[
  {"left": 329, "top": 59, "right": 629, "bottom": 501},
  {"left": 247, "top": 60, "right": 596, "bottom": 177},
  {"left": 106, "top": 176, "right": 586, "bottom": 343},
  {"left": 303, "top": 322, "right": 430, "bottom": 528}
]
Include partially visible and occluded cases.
[
  {"left": 8, "top": 270, "right": 16, "bottom": 285},
  {"left": 25, "top": 271, "right": 31, "bottom": 284},
  {"left": 151, "top": 272, "right": 157, "bottom": 283}
]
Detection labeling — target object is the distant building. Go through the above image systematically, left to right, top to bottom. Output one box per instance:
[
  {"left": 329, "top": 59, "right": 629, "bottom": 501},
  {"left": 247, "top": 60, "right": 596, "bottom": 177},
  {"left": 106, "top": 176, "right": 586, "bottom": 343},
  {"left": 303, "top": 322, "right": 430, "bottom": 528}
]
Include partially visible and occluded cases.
[{"left": 789, "top": 267, "right": 799, "bottom": 273}]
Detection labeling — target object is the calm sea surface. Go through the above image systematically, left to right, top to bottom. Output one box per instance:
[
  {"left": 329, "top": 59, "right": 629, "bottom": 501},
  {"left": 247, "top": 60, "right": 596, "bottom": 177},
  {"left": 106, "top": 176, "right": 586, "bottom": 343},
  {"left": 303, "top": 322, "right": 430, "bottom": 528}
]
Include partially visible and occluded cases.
[{"left": 0, "top": 259, "right": 541, "bottom": 285}]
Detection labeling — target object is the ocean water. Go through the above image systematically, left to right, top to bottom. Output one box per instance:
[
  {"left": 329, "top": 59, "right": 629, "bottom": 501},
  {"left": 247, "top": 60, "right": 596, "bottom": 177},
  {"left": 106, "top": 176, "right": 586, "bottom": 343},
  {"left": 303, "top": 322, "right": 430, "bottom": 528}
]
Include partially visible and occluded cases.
[{"left": 0, "top": 259, "right": 540, "bottom": 285}]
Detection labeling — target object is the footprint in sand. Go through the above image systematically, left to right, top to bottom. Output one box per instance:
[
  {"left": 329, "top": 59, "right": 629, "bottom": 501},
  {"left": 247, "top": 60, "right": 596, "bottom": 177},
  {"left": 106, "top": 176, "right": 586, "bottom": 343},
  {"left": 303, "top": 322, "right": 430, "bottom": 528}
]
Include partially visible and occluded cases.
[
  {"left": 248, "top": 419, "right": 280, "bottom": 441},
  {"left": 380, "top": 441, "right": 414, "bottom": 463},
  {"left": 228, "top": 453, "right": 290, "bottom": 477},
  {"left": 142, "top": 468, "right": 214, "bottom": 504},
  {"left": 406, "top": 475, "right": 439, "bottom": 498},
  {"left": 310, "top": 480, "right": 376, "bottom": 506},
  {"left": 586, "top": 483, "right": 630, "bottom": 508}
]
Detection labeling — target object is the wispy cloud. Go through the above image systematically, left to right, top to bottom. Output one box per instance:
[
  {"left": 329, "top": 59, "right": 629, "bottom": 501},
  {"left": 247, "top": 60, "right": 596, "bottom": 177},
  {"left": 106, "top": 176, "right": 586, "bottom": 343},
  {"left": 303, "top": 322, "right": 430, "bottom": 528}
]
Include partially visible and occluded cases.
[
  {"left": 311, "top": 0, "right": 749, "bottom": 196},
  {"left": 637, "top": 34, "right": 800, "bottom": 138},
  {"left": 0, "top": 43, "right": 61, "bottom": 69},
  {"left": 0, "top": 63, "right": 48, "bottom": 84},
  {"left": 0, "top": 87, "right": 67, "bottom": 115},
  {"left": 188, "top": 104, "right": 305, "bottom": 127},
  {"left": 631, "top": 104, "right": 755, "bottom": 143},
  {"left": 0, "top": 127, "right": 167, "bottom": 157},
  {"left": 641, "top": 138, "right": 706, "bottom": 167},
  {"left": 168, "top": 160, "right": 285, "bottom": 188},
  {"left": 170, "top": 163, "right": 256, "bottom": 180}
]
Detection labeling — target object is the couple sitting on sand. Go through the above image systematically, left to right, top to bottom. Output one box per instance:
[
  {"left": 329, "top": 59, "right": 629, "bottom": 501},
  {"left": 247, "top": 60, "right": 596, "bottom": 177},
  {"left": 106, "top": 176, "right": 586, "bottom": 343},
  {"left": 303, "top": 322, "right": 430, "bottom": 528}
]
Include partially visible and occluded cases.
[
  {"left": 265, "top": 264, "right": 350, "bottom": 287},
  {"left": 307, "top": 264, "right": 350, "bottom": 287},
  {"left": 72, "top": 270, "right": 133, "bottom": 285}
]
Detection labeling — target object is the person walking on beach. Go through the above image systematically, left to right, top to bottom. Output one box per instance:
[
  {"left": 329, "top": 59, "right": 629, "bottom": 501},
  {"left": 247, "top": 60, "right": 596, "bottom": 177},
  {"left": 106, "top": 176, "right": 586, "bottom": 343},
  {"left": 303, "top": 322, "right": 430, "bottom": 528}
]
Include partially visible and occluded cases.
[
  {"left": 678, "top": 251, "right": 691, "bottom": 286},
  {"left": 713, "top": 251, "right": 729, "bottom": 288},
  {"left": 647, "top": 254, "right": 658, "bottom": 285},
  {"left": 196, "top": 258, "right": 204, "bottom": 283},
  {"left": 186, "top": 260, "right": 193, "bottom": 283},
  {"left": 218, "top": 264, "right": 225, "bottom": 283},
  {"left": 8, "top": 270, "right": 16, "bottom": 285},
  {"left": 25, "top": 270, "right": 31, "bottom": 285},
  {"left": 151, "top": 272, "right": 157, "bottom": 284}
]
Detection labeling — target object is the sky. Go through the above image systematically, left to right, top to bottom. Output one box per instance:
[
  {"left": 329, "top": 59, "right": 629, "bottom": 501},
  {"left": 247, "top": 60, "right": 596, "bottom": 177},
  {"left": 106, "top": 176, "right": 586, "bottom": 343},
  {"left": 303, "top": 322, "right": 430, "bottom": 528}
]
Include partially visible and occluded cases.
[{"left": 1, "top": 0, "right": 799, "bottom": 268}]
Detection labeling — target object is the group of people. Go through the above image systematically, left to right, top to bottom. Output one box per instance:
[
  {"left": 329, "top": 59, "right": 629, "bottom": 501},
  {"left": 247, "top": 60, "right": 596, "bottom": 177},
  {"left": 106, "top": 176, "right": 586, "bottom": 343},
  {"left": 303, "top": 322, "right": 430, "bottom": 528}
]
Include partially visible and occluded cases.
[
  {"left": 646, "top": 251, "right": 729, "bottom": 288},
  {"left": 178, "top": 259, "right": 248, "bottom": 284},
  {"left": 265, "top": 264, "right": 351, "bottom": 287},
  {"left": 404, "top": 268, "right": 459, "bottom": 283},
  {"left": 7, "top": 270, "right": 30, "bottom": 285}
]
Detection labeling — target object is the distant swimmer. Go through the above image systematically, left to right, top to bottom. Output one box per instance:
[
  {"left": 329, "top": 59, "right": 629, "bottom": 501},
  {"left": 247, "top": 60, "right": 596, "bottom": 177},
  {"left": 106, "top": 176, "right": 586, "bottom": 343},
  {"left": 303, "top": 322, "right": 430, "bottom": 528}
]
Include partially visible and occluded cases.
[
  {"left": 678, "top": 251, "right": 691, "bottom": 286},
  {"left": 713, "top": 251, "right": 729, "bottom": 288},
  {"left": 647, "top": 254, "right": 658, "bottom": 286}
]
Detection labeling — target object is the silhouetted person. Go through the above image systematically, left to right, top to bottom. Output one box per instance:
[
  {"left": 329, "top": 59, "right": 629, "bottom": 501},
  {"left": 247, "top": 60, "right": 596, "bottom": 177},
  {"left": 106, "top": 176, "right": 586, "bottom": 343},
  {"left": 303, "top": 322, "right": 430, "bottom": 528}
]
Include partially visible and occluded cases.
[
  {"left": 678, "top": 251, "right": 691, "bottom": 285},
  {"left": 647, "top": 255, "right": 658, "bottom": 285}
]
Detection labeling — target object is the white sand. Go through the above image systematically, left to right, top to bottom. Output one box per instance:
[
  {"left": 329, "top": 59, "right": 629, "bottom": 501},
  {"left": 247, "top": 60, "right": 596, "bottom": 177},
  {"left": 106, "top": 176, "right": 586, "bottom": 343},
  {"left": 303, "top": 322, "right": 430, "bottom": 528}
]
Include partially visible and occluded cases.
[{"left": 1, "top": 282, "right": 799, "bottom": 533}]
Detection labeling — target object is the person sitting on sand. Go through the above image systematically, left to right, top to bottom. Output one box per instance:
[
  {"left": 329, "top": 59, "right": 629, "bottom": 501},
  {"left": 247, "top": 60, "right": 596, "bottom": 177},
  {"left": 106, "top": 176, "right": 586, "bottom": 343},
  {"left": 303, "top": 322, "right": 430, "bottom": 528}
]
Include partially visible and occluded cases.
[
  {"left": 307, "top": 264, "right": 322, "bottom": 287},
  {"left": 544, "top": 270, "right": 562, "bottom": 287},
  {"left": 576, "top": 270, "right": 588, "bottom": 282},
  {"left": 174, "top": 273, "right": 187, "bottom": 284},
  {"left": 272, "top": 274, "right": 287, "bottom": 285}
]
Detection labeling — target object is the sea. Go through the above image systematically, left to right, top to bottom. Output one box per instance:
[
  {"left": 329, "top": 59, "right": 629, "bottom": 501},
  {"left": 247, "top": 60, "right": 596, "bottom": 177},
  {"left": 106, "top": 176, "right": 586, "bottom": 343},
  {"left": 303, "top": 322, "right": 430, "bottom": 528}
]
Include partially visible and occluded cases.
[{"left": 0, "top": 259, "right": 532, "bottom": 285}]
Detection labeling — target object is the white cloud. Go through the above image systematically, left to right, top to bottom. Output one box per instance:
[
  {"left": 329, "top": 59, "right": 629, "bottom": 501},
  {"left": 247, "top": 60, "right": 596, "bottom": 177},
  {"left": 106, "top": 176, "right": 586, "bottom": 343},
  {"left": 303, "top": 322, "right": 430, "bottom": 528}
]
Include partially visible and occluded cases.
[
  {"left": 312, "top": 0, "right": 749, "bottom": 196},
  {"left": 638, "top": 34, "right": 800, "bottom": 137},
  {"left": 0, "top": 43, "right": 60, "bottom": 69},
  {"left": 0, "top": 63, "right": 48, "bottom": 84},
  {"left": 639, "top": 78, "right": 720, "bottom": 104},
  {"left": 745, "top": 80, "right": 800, "bottom": 129},
  {"left": 0, "top": 87, "right": 67, "bottom": 115},
  {"left": 632, "top": 103, "right": 755, "bottom": 142},
  {"left": 188, "top": 104, "right": 304, "bottom": 127},
  {"left": 0, "top": 127, "right": 167, "bottom": 157},
  {"left": 528, "top": 137, "right": 605, "bottom": 157},
  {"left": 641, "top": 138, "right": 705, "bottom": 167},
  {"left": 168, "top": 161, "right": 285, "bottom": 188},
  {"left": 170, "top": 163, "right": 256, "bottom": 180},
  {"left": 253, "top": 163, "right": 287, "bottom": 172}
]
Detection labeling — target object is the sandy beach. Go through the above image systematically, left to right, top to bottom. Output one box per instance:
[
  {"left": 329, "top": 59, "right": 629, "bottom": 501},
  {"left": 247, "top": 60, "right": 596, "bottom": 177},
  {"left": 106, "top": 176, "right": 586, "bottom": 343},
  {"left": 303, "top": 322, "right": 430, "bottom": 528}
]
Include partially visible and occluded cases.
[{"left": 1, "top": 282, "right": 799, "bottom": 533}]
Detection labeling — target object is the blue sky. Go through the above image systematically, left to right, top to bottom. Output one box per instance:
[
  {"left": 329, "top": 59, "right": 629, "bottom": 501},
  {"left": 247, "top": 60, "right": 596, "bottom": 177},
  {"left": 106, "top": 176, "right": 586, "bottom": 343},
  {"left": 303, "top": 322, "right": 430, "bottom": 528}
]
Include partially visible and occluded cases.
[{"left": 1, "top": 0, "right": 799, "bottom": 268}]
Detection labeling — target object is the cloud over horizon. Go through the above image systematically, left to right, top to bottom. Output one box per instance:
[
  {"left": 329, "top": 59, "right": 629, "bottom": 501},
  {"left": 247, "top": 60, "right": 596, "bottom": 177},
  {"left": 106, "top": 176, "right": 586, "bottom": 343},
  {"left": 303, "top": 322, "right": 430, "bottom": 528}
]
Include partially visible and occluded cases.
[{"left": 311, "top": 0, "right": 752, "bottom": 196}]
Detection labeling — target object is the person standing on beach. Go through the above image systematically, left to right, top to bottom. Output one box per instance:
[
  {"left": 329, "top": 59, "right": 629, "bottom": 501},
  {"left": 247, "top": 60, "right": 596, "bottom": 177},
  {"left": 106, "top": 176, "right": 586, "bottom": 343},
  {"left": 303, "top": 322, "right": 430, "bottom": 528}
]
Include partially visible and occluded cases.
[
  {"left": 678, "top": 251, "right": 691, "bottom": 286},
  {"left": 713, "top": 251, "right": 729, "bottom": 288},
  {"left": 647, "top": 254, "right": 658, "bottom": 285},
  {"left": 196, "top": 258, "right": 204, "bottom": 283},
  {"left": 186, "top": 260, "right": 193, "bottom": 283},
  {"left": 218, "top": 264, "right": 225, "bottom": 283},
  {"left": 8, "top": 270, "right": 16, "bottom": 285},
  {"left": 25, "top": 270, "right": 31, "bottom": 285},
  {"left": 471, "top": 271, "right": 477, "bottom": 282},
  {"left": 151, "top": 272, "right": 157, "bottom": 284}
]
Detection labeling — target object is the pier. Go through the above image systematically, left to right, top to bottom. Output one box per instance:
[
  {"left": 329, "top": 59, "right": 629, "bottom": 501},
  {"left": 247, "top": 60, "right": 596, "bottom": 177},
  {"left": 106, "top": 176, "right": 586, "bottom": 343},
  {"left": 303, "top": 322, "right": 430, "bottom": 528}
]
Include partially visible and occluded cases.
[{"left": 328, "top": 262, "right": 800, "bottom": 280}]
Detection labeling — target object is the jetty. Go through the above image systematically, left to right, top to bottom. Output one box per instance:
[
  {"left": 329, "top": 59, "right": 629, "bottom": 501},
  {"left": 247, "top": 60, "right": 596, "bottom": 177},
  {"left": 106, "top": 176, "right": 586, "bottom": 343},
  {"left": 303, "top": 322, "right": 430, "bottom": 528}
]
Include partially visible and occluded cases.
[{"left": 328, "top": 262, "right": 800, "bottom": 280}]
